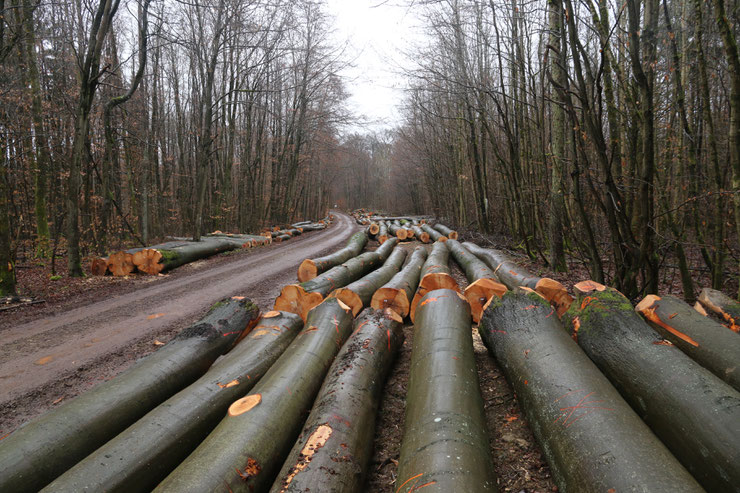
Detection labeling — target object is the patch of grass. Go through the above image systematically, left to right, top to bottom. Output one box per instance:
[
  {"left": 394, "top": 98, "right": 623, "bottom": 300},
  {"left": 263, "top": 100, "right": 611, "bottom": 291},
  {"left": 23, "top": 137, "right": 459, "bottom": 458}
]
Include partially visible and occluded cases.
[{"left": 49, "top": 275, "right": 62, "bottom": 281}]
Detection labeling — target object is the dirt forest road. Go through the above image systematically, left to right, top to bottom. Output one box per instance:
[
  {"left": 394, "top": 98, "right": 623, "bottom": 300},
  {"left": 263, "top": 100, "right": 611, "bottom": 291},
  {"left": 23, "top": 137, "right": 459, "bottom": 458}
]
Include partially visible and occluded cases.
[{"left": 0, "top": 212, "right": 357, "bottom": 431}]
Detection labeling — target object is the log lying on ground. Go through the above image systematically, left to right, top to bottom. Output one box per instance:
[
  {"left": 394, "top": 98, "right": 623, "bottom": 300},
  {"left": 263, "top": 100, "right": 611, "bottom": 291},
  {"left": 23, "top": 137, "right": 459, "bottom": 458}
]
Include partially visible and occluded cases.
[
  {"left": 388, "top": 221, "right": 408, "bottom": 241},
  {"left": 368, "top": 222, "right": 380, "bottom": 236},
  {"left": 433, "top": 222, "right": 458, "bottom": 240},
  {"left": 297, "top": 223, "right": 326, "bottom": 232},
  {"left": 421, "top": 223, "right": 447, "bottom": 242},
  {"left": 411, "top": 225, "right": 430, "bottom": 243},
  {"left": 297, "top": 232, "right": 368, "bottom": 283},
  {"left": 274, "top": 234, "right": 290, "bottom": 242},
  {"left": 134, "top": 238, "right": 242, "bottom": 275},
  {"left": 276, "top": 239, "right": 398, "bottom": 320},
  {"left": 447, "top": 239, "right": 506, "bottom": 323},
  {"left": 463, "top": 241, "right": 572, "bottom": 316},
  {"left": 409, "top": 242, "right": 460, "bottom": 322},
  {"left": 371, "top": 246, "right": 428, "bottom": 318},
  {"left": 334, "top": 247, "right": 407, "bottom": 316},
  {"left": 108, "top": 249, "right": 140, "bottom": 276},
  {"left": 90, "top": 256, "right": 109, "bottom": 275},
  {"left": 563, "top": 281, "right": 740, "bottom": 491},
  {"left": 698, "top": 287, "right": 740, "bottom": 332},
  {"left": 396, "top": 289, "right": 496, "bottom": 492},
  {"left": 479, "top": 290, "right": 702, "bottom": 492},
  {"left": 636, "top": 294, "right": 740, "bottom": 391},
  {"left": 0, "top": 297, "right": 260, "bottom": 493},
  {"left": 155, "top": 297, "right": 354, "bottom": 493},
  {"left": 270, "top": 309, "right": 403, "bottom": 493},
  {"left": 43, "top": 311, "right": 302, "bottom": 493}
]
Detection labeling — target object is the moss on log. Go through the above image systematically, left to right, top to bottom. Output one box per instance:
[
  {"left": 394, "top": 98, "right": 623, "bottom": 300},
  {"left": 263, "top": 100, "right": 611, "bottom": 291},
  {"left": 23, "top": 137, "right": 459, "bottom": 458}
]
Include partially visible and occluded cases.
[
  {"left": 297, "top": 232, "right": 368, "bottom": 283},
  {"left": 371, "top": 246, "right": 428, "bottom": 318},
  {"left": 562, "top": 281, "right": 740, "bottom": 491},
  {"left": 397, "top": 289, "right": 496, "bottom": 492},
  {"left": 480, "top": 290, "right": 702, "bottom": 492},
  {"left": 0, "top": 297, "right": 260, "bottom": 493},
  {"left": 155, "top": 297, "right": 354, "bottom": 493},
  {"left": 270, "top": 309, "right": 403, "bottom": 492}
]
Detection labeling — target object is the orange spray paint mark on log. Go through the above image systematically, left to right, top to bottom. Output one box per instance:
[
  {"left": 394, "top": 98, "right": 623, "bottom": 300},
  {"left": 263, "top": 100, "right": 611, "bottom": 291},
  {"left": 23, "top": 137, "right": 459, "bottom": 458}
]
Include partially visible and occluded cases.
[
  {"left": 420, "top": 295, "right": 448, "bottom": 307},
  {"left": 580, "top": 296, "right": 599, "bottom": 310},
  {"left": 641, "top": 304, "right": 699, "bottom": 347},
  {"left": 523, "top": 305, "right": 537, "bottom": 310},
  {"left": 147, "top": 313, "right": 166, "bottom": 320},
  {"left": 572, "top": 317, "right": 581, "bottom": 342},
  {"left": 387, "top": 330, "right": 391, "bottom": 351},
  {"left": 36, "top": 356, "right": 53, "bottom": 365},
  {"left": 553, "top": 390, "right": 613, "bottom": 428},
  {"left": 396, "top": 473, "right": 424, "bottom": 493},
  {"left": 412, "top": 481, "right": 437, "bottom": 491}
]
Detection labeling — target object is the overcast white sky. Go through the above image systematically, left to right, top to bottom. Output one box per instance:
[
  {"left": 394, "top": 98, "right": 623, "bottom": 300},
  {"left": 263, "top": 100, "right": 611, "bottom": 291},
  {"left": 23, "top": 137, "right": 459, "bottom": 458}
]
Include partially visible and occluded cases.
[{"left": 324, "top": 0, "right": 422, "bottom": 134}]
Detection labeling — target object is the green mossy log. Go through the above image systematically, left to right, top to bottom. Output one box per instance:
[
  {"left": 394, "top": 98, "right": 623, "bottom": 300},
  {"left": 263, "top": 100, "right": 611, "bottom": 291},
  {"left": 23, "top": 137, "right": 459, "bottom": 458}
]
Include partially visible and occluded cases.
[
  {"left": 432, "top": 222, "right": 458, "bottom": 239},
  {"left": 420, "top": 223, "right": 447, "bottom": 242},
  {"left": 297, "top": 232, "right": 368, "bottom": 283},
  {"left": 276, "top": 239, "right": 399, "bottom": 320},
  {"left": 447, "top": 239, "right": 507, "bottom": 322},
  {"left": 409, "top": 241, "right": 459, "bottom": 322},
  {"left": 371, "top": 246, "right": 428, "bottom": 317},
  {"left": 334, "top": 247, "right": 407, "bottom": 315},
  {"left": 563, "top": 281, "right": 740, "bottom": 492},
  {"left": 698, "top": 287, "right": 740, "bottom": 332},
  {"left": 397, "top": 289, "right": 496, "bottom": 492},
  {"left": 480, "top": 290, "right": 702, "bottom": 492},
  {"left": 636, "top": 294, "right": 740, "bottom": 391},
  {"left": 0, "top": 297, "right": 260, "bottom": 493},
  {"left": 155, "top": 297, "right": 354, "bottom": 493},
  {"left": 270, "top": 309, "right": 404, "bottom": 493},
  {"left": 42, "top": 311, "right": 303, "bottom": 493}
]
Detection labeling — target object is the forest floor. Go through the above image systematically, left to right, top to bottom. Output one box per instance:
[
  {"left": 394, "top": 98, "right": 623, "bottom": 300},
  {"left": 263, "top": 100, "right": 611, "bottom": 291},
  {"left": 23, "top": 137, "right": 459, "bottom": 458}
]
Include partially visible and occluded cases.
[{"left": 8, "top": 213, "right": 714, "bottom": 491}]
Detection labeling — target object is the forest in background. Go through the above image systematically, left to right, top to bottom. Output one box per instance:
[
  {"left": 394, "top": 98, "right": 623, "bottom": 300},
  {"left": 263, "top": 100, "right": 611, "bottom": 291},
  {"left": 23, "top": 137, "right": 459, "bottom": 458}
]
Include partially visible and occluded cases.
[{"left": 1, "top": 0, "right": 739, "bottom": 303}]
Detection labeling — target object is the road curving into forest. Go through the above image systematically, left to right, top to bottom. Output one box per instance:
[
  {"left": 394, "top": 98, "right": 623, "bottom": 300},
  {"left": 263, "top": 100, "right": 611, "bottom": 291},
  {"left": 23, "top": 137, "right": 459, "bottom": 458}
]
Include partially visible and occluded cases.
[{"left": 0, "top": 212, "right": 357, "bottom": 413}]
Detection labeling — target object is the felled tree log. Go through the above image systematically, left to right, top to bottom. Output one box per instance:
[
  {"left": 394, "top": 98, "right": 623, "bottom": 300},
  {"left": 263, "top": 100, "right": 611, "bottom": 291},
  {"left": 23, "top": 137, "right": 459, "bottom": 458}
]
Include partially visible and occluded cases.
[
  {"left": 388, "top": 221, "right": 408, "bottom": 241},
  {"left": 368, "top": 222, "right": 380, "bottom": 236},
  {"left": 378, "top": 222, "right": 389, "bottom": 244},
  {"left": 433, "top": 222, "right": 458, "bottom": 240},
  {"left": 298, "top": 223, "right": 326, "bottom": 232},
  {"left": 421, "top": 223, "right": 447, "bottom": 242},
  {"left": 411, "top": 225, "right": 430, "bottom": 243},
  {"left": 297, "top": 232, "right": 368, "bottom": 283},
  {"left": 274, "top": 234, "right": 291, "bottom": 242},
  {"left": 133, "top": 238, "right": 241, "bottom": 275},
  {"left": 276, "top": 239, "right": 399, "bottom": 320},
  {"left": 447, "top": 239, "right": 506, "bottom": 323},
  {"left": 463, "top": 241, "right": 572, "bottom": 316},
  {"left": 409, "top": 242, "right": 460, "bottom": 322},
  {"left": 371, "top": 246, "right": 428, "bottom": 317},
  {"left": 334, "top": 247, "right": 407, "bottom": 316},
  {"left": 107, "top": 249, "right": 139, "bottom": 276},
  {"left": 90, "top": 256, "right": 109, "bottom": 275},
  {"left": 563, "top": 281, "right": 740, "bottom": 491},
  {"left": 698, "top": 287, "right": 740, "bottom": 332},
  {"left": 396, "top": 289, "right": 496, "bottom": 492},
  {"left": 480, "top": 290, "right": 702, "bottom": 492},
  {"left": 636, "top": 294, "right": 740, "bottom": 391},
  {"left": 0, "top": 297, "right": 261, "bottom": 493},
  {"left": 155, "top": 297, "right": 354, "bottom": 493},
  {"left": 270, "top": 309, "right": 403, "bottom": 493},
  {"left": 42, "top": 311, "right": 303, "bottom": 493}
]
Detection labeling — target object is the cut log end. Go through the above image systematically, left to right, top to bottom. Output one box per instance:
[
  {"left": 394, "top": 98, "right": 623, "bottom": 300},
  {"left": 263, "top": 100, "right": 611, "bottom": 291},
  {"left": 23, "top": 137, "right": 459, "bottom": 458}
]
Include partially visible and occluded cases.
[
  {"left": 369, "top": 223, "right": 380, "bottom": 235},
  {"left": 396, "top": 229, "right": 408, "bottom": 240},
  {"left": 405, "top": 229, "right": 415, "bottom": 238},
  {"left": 448, "top": 231, "right": 459, "bottom": 240},
  {"left": 418, "top": 232, "right": 430, "bottom": 243},
  {"left": 378, "top": 235, "right": 389, "bottom": 244},
  {"left": 437, "top": 236, "right": 448, "bottom": 242},
  {"left": 132, "top": 249, "right": 164, "bottom": 275},
  {"left": 107, "top": 251, "right": 135, "bottom": 276},
  {"left": 90, "top": 258, "right": 108, "bottom": 276},
  {"left": 297, "top": 259, "right": 318, "bottom": 283},
  {"left": 410, "top": 272, "right": 460, "bottom": 322},
  {"left": 464, "top": 278, "right": 507, "bottom": 323},
  {"left": 536, "top": 278, "right": 574, "bottom": 316},
  {"left": 573, "top": 279, "right": 606, "bottom": 295},
  {"left": 274, "top": 284, "right": 324, "bottom": 321},
  {"left": 371, "top": 287, "right": 410, "bottom": 318},
  {"left": 334, "top": 288, "right": 364, "bottom": 316},
  {"left": 635, "top": 294, "right": 661, "bottom": 313},
  {"left": 694, "top": 301, "right": 709, "bottom": 316},
  {"left": 384, "top": 308, "right": 403, "bottom": 323},
  {"left": 263, "top": 311, "right": 281, "bottom": 318},
  {"left": 228, "top": 393, "right": 262, "bottom": 416}
]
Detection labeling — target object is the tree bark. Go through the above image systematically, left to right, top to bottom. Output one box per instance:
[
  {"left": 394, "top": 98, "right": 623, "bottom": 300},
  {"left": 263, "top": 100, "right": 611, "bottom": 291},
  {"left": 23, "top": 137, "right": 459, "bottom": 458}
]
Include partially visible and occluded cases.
[
  {"left": 378, "top": 221, "right": 389, "bottom": 244},
  {"left": 388, "top": 221, "right": 408, "bottom": 241},
  {"left": 420, "top": 223, "right": 447, "bottom": 242},
  {"left": 433, "top": 223, "right": 458, "bottom": 239},
  {"left": 411, "top": 225, "right": 430, "bottom": 243},
  {"left": 297, "top": 232, "right": 367, "bottom": 282},
  {"left": 133, "top": 237, "right": 241, "bottom": 275},
  {"left": 447, "top": 239, "right": 506, "bottom": 322},
  {"left": 410, "top": 241, "right": 460, "bottom": 322},
  {"left": 371, "top": 246, "right": 428, "bottom": 318},
  {"left": 334, "top": 247, "right": 407, "bottom": 316},
  {"left": 562, "top": 281, "right": 740, "bottom": 491},
  {"left": 397, "top": 288, "right": 497, "bottom": 492},
  {"left": 697, "top": 288, "right": 740, "bottom": 333},
  {"left": 480, "top": 290, "right": 702, "bottom": 492},
  {"left": 636, "top": 294, "right": 740, "bottom": 390},
  {"left": 0, "top": 297, "right": 260, "bottom": 493},
  {"left": 155, "top": 297, "right": 354, "bottom": 493},
  {"left": 270, "top": 309, "right": 403, "bottom": 493},
  {"left": 43, "top": 311, "right": 301, "bottom": 493}
]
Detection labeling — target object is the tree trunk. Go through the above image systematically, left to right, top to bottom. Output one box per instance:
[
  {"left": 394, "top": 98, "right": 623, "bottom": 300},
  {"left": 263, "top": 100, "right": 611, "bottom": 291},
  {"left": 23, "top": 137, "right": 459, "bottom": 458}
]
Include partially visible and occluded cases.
[
  {"left": 378, "top": 221, "right": 389, "bottom": 244},
  {"left": 388, "top": 221, "right": 408, "bottom": 241},
  {"left": 420, "top": 223, "right": 447, "bottom": 242},
  {"left": 433, "top": 223, "right": 458, "bottom": 239},
  {"left": 411, "top": 225, "right": 430, "bottom": 243},
  {"left": 297, "top": 232, "right": 367, "bottom": 282},
  {"left": 133, "top": 237, "right": 241, "bottom": 275},
  {"left": 275, "top": 238, "right": 398, "bottom": 320},
  {"left": 447, "top": 240, "right": 507, "bottom": 322},
  {"left": 410, "top": 241, "right": 460, "bottom": 322},
  {"left": 371, "top": 246, "right": 428, "bottom": 318},
  {"left": 334, "top": 247, "right": 407, "bottom": 316},
  {"left": 562, "top": 281, "right": 740, "bottom": 491},
  {"left": 697, "top": 287, "right": 740, "bottom": 333},
  {"left": 397, "top": 289, "right": 497, "bottom": 492},
  {"left": 480, "top": 290, "right": 702, "bottom": 492},
  {"left": 636, "top": 294, "right": 740, "bottom": 390},
  {"left": 0, "top": 297, "right": 260, "bottom": 493},
  {"left": 155, "top": 297, "right": 354, "bottom": 493},
  {"left": 270, "top": 309, "right": 403, "bottom": 493},
  {"left": 43, "top": 311, "right": 302, "bottom": 493}
]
